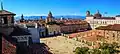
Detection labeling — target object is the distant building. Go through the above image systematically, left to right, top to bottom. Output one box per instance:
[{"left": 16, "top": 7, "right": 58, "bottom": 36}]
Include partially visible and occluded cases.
[
  {"left": 85, "top": 10, "right": 120, "bottom": 29},
  {"left": 86, "top": 10, "right": 93, "bottom": 17},
  {"left": 45, "top": 11, "right": 54, "bottom": 23},
  {"left": 20, "top": 14, "right": 25, "bottom": 22},
  {"left": 38, "top": 16, "right": 46, "bottom": 26},
  {"left": 40, "top": 16, "right": 43, "bottom": 21},
  {"left": 58, "top": 20, "right": 91, "bottom": 33},
  {"left": 26, "top": 23, "right": 40, "bottom": 43},
  {"left": 74, "top": 24, "right": 120, "bottom": 48},
  {"left": 96, "top": 24, "right": 120, "bottom": 44},
  {"left": 39, "top": 25, "right": 47, "bottom": 38},
  {"left": 46, "top": 25, "right": 61, "bottom": 36}
]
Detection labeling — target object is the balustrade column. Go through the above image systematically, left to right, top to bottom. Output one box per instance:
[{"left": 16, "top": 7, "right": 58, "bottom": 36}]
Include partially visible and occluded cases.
[{"left": 27, "top": 37, "right": 29, "bottom": 46}]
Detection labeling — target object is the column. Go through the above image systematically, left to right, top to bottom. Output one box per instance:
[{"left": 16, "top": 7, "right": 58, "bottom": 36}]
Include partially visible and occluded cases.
[
  {"left": 7, "top": 16, "right": 11, "bottom": 26},
  {"left": 104, "top": 30, "right": 105, "bottom": 38},
  {"left": 91, "top": 31, "right": 92, "bottom": 36},
  {"left": 115, "top": 31, "right": 117, "bottom": 42},
  {"left": 116, "top": 31, "right": 119, "bottom": 41},
  {"left": 27, "top": 37, "right": 29, "bottom": 46},
  {"left": 92, "top": 42, "right": 94, "bottom": 46}
]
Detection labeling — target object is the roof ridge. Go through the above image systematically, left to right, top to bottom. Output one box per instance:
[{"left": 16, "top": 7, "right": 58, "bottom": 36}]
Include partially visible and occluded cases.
[{"left": 0, "top": 10, "right": 16, "bottom": 15}]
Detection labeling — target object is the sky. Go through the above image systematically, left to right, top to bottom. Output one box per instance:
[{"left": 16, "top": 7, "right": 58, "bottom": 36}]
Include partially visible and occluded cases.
[{"left": 1, "top": 0, "right": 120, "bottom": 16}]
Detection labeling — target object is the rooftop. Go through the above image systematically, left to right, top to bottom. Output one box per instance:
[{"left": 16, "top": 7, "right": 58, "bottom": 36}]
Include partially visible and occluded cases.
[
  {"left": 0, "top": 10, "right": 16, "bottom": 15},
  {"left": 94, "top": 17, "right": 115, "bottom": 20},
  {"left": 57, "top": 20, "right": 88, "bottom": 25},
  {"left": 96, "top": 24, "right": 120, "bottom": 31},
  {"left": 9, "top": 26, "right": 31, "bottom": 36},
  {"left": 2, "top": 33, "right": 17, "bottom": 54},
  {"left": 27, "top": 43, "right": 52, "bottom": 54}
]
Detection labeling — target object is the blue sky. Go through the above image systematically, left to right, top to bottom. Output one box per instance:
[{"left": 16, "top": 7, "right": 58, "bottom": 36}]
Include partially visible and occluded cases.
[{"left": 2, "top": 0, "right": 120, "bottom": 16}]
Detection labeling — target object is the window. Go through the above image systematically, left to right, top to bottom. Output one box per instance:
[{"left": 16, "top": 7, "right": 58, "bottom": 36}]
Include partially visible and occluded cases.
[
  {"left": 50, "top": 32, "right": 52, "bottom": 33},
  {"left": 113, "top": 34, "right": 115, "bottom": 37},
  {"left": 17, "top": 37, "right": 21, "bottom": 40},
  {"left": 21, "top": 37, "right": 24, "bottom": 40},
  {"left": 24, "top": 37, "right": 27, "bottom": 40},
  {"left": 18, "top": 41, "right": 27, "bottom": 46}
]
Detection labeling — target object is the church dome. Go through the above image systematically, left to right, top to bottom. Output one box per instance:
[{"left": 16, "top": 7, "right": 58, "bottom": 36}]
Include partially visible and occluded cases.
[
  {"left": 94, "top": 10, "right": 102, "bottom": 18},
  {"left": 94, "top": 13, "right": 102, "bottom": 17}
]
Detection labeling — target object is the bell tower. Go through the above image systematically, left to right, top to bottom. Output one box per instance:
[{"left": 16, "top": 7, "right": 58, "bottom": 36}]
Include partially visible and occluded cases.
[
  {"left": 0, "top": 0, "right": 16, "bottom": 26},
  {"left": 85, "top": 10, "right": 94, "bottom": 21},
  {"left": 86, "top": 10, "right": 91, "bottom": 17},
  {"left": 46, "top": 11, "right": 54, "bottom": 23},
  {"left": 20, "top": 14, "right": 24, "bottom": 22}
]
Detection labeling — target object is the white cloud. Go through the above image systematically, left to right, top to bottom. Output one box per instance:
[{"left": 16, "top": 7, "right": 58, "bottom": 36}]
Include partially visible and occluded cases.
[{"left": 15, "top": 14, "right": 47, "bottom": 17}]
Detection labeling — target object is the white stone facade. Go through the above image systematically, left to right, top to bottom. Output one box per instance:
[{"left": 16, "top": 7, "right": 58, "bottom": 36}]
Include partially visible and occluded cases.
[
  {"left": 85, "top": 17, "right": 120, "bottom": 29},
  {"left": 47, "top": 25, "right": 61, "bottom": 36},
  {"left": 28, "top": 28, "right": 40, "bottom": 43}
]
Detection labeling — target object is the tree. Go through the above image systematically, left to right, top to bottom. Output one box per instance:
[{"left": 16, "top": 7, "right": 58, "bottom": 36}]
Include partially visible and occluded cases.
[
  {"left": 74, "top": 43, "right": 120, "bottom": 54},
  {"left": 99, "top": 43, "right": 120, "bottom": 54},
  {"left": 75, "top": 47, "right": 89, "bottom": 54},
  {"left": 92, "top": 49, "right": 101, "bottom": 54}
]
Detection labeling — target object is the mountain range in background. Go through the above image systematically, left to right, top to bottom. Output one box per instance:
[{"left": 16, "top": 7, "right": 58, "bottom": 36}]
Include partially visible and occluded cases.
[{"left": 15, "top": 15, "right": 86, "bottom": 21}]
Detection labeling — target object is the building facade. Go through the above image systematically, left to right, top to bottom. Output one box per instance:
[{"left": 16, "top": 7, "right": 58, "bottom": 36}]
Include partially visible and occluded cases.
[
  {"left": 0, "top": 1, "right": 16, "bottom": 35},
  {"left": 0, "top": 2, "right": 16, "bottom": 26},
  {"left": 85, "top": 10, "right": 120, "bottom": 29},
  {"left": 45, "top": 11, "right": 54, "bottom": 23},
  {"left": 59, "top": 20, "right": 91, "bottom": 33},
  {"left": 17, "top": 22, "right": 42, "bottom": 43},
  {"left": 95, "top": 24, "right": 120, "bottom": 44},
  {"left": 46, "top": 25, "right": 61, "bottom": 36},
  {"left": 39, "top": 26, "right": 47, "bottom": 38}
]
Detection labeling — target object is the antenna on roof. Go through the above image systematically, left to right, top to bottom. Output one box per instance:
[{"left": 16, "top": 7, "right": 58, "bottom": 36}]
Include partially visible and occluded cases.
[{"left": 0, "top": 0, "right": 3, "bottom": 10}]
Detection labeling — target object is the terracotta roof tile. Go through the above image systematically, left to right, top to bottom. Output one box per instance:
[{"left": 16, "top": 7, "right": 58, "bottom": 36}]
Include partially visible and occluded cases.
[
  {"left": 94, "top": 17, "right": 115, "bottom": 20},
  {"left": 96, "top": 24, "right": 120, "bottom": 31},
  {"left": 2, "top": 35, "right": 16, "bottom": 54},
  {"left": 83, "top": 35, "right": 97, "bottom": 42},
  {"left": 27, "top": 43, "right": 52, "bottom": 54}
]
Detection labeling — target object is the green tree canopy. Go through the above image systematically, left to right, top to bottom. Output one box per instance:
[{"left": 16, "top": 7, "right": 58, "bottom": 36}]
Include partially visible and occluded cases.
[{"left": 75, "top": 43, "right": 120, "bottom": 54}]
